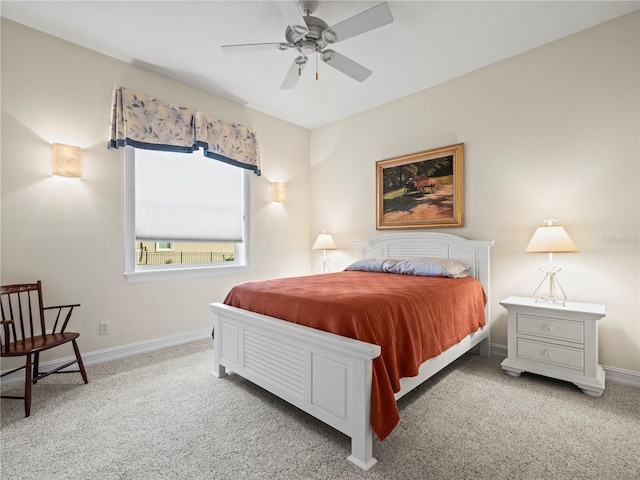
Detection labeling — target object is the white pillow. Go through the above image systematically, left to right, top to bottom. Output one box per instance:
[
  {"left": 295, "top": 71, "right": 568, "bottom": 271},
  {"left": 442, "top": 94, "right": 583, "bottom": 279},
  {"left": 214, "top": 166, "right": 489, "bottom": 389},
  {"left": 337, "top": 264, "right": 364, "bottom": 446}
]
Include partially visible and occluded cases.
[
  {"left": 345, "top": 257, "right": 470, "bottom": 278},
  {"left": 343, "top": 258, "right": 393, "bottom": 272},
  {"left": 390, "top": 258, "right": 470, "bottom": 278}
]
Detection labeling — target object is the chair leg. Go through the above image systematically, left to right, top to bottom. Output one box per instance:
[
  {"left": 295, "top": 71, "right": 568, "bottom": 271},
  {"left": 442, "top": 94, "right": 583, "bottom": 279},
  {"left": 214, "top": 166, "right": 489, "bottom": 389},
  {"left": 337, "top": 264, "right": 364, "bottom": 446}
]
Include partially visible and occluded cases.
[
  {"left": 72, "top": 339, "right": 89, "bottom": 384},
  {"left": 33, "top": 352, "right": 40, "bottom": 384},
  {"left": 25, "top": 354, "right": 32, "bottom": 417}
]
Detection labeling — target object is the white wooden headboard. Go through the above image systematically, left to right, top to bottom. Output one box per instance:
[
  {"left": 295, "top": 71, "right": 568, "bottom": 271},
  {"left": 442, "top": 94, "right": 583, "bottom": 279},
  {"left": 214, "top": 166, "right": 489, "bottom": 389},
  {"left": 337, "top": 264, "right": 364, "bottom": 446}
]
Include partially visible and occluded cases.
[{"left": 355, "top": 232, "right": 492, "bottom": 283}]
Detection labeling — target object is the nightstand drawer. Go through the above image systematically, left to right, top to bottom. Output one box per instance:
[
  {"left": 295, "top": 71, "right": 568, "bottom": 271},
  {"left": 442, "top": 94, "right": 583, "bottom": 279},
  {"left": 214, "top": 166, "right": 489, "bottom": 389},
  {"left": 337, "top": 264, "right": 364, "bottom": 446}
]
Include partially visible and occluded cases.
[
  {"left": 517, "top": 314, "right": 584, "bottom": 343},
  {"left": 517, "top": 338, "right": 584, "bottom": 371}
]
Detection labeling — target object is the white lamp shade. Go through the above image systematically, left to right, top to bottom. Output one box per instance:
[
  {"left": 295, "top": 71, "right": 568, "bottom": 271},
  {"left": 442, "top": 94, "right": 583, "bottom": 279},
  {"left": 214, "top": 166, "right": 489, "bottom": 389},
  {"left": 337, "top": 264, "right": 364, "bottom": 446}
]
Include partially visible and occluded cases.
[
  {"left": 525, "top": 226, "right": 579, "bottom": 253},
  {"left": 312, "top": 233, "right": 336, "bottom": 250}
]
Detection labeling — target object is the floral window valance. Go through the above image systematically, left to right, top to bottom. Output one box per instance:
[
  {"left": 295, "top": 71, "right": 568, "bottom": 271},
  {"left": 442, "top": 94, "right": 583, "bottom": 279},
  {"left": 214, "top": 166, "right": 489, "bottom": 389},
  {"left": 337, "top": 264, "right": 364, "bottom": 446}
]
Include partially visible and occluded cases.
[{"left": 108, "top": 87, "right": 261, "bottom": 175}]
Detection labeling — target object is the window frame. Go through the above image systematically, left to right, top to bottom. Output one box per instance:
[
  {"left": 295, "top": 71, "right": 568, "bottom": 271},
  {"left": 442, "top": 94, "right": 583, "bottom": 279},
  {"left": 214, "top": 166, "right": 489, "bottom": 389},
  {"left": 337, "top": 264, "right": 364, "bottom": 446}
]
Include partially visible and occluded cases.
[{"left": 124, "top": 146, "right": 251, "bottom": 283}]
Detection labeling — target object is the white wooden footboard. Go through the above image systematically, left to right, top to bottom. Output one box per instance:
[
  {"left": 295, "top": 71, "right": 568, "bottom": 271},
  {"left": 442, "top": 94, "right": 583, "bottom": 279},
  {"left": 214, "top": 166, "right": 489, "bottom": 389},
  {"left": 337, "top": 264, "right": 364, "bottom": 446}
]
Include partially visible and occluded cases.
[{"left": 210, "top": 303, "right": 382, "bottom": 470}]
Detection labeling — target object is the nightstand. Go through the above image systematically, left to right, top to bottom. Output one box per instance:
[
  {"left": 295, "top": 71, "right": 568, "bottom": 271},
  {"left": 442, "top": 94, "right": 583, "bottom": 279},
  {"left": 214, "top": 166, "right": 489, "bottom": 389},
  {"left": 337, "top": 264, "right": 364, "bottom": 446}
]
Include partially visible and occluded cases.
[{"left": 500, "top": 296, "right": 606, "bottom": 397}]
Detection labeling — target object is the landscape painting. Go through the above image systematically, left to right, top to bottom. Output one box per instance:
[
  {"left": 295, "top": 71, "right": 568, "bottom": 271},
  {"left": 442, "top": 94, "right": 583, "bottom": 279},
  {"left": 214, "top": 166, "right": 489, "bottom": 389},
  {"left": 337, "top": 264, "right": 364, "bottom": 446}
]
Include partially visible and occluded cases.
[{"left": 376, "top": 144, "right": 464, "bottom": 229}]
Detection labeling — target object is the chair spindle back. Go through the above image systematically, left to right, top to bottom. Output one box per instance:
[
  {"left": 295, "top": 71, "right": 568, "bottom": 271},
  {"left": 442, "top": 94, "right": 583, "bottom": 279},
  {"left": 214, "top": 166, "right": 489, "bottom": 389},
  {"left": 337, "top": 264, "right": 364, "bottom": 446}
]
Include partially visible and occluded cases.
[{"left": 0, "top": 282, "right": 46, "bottom": 352}]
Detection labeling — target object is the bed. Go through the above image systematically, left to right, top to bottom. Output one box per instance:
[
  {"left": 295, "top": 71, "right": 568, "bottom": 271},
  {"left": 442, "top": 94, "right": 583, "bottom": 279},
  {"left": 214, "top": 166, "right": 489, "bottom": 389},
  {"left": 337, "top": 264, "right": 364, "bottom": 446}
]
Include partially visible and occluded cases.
[{"left": 209, "top": 232, "right": 493, "bottom": 470}]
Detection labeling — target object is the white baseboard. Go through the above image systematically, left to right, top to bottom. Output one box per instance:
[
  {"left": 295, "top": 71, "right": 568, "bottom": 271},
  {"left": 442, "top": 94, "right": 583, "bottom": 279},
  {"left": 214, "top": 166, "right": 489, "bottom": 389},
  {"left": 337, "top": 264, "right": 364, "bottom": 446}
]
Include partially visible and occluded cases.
[
  {"left": 0, "top": 328, "right": 212, "bottom": 386},
  {"left": 3, "top": 334, "right": 637, "bottom": 389},
  {"left": 491, "top": 342, "right": 640, "bottom": 388},
  {"left": 490, "top": 343, "right": 507, "bottom": 360},
  {"left": 603, "top": 364, "right": 640, "bottom": 388}
]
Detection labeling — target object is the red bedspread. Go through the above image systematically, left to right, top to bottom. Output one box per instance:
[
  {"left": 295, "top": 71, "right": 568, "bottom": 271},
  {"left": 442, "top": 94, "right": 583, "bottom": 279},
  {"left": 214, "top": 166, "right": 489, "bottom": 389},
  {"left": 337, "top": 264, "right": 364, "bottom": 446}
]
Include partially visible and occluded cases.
[{"left": 223, "top": 271, "right": 486, "bottom": 440}]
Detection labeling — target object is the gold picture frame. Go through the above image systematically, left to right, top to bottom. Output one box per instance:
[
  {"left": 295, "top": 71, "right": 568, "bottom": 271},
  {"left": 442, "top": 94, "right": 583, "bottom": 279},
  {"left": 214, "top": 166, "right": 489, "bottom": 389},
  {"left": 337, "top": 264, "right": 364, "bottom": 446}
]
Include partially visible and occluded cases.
[{"left": 376, "top": 143, "right": 464, "bottom": 229}]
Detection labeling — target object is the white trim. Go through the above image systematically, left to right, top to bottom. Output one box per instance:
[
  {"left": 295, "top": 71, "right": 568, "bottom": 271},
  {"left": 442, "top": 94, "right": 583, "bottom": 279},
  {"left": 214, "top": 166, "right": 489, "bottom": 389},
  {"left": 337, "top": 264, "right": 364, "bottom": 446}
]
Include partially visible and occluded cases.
[
  {"left": 124, "top": 146, "right": 137, "bottom": 274},
  {"left": 124, "top": 264, "right": 250, "bottom": 283},
  {"left": 0, "top": 329, "right": 212, "bottom": 386},
  {"left": 493, "top": 342, "right": 640, "bottom": 388},
  {"left": 490, "top": 343, "right": 508, "bottom": 360},
  {"left": 602, "top": 364, "right": 640, "bottom": 388}
]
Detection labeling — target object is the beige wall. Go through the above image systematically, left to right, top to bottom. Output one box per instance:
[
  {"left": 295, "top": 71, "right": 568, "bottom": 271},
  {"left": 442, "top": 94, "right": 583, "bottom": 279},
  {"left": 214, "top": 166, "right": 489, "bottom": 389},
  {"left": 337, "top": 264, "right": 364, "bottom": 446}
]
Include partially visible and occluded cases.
[
  {"left": 2, "top": 12, "right": 639, "bottom": 375},
  {"left": 310, "top": 12, "right": 640, "bottom": 372},
  {"left": 1, "top": 19, "right": 311, "bottom": 365}
]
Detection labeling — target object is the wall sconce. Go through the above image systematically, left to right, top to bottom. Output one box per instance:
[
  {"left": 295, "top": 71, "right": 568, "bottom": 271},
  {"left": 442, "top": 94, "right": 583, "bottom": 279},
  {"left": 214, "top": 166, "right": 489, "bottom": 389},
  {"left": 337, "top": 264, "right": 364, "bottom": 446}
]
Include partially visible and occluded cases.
[
  {"left": 52, "top": 143, "right": 82, "bottom": 178},
  {"left": 271, "top": 182, "right": 286, "bottom": 203},
  {"left": 525, "top": 217, "right": 579, "bottom": 305}
]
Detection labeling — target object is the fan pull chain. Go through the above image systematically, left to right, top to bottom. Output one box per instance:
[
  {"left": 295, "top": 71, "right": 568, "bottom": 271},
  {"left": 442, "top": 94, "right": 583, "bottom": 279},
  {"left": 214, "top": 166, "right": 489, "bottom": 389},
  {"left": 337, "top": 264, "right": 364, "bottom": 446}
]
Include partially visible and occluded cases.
[{"left": 316, "top": 51, "right": 319, "bottom": 81}]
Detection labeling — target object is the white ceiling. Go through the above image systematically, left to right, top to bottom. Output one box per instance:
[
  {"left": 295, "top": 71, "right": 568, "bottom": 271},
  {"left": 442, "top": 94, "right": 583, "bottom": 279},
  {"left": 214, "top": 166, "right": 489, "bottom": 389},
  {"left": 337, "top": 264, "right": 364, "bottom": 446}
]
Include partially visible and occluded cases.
[{"left": 2, "top": 1, "right": 638, "bottom": 129}]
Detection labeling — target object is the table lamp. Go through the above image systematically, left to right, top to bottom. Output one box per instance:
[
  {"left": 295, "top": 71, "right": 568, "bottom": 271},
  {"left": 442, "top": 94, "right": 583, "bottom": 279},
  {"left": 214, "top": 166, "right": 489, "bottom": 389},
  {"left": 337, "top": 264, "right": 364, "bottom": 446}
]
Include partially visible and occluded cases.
[
  {"left": 525, "top": 217, "right": 579, "bottom": 305},
  {"left": 312, "top": 230, "right": 337, "bottom": 273}
]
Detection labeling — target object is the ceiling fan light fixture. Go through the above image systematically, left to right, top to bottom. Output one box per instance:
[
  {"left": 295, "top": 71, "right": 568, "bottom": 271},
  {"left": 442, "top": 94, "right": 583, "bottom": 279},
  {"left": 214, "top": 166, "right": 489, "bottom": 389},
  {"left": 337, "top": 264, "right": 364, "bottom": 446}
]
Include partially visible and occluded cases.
[
  {"left": 292, "top": 24, "right": 309, "bottom": 35},
  {"left": 321, "top": 28, "right": 337, "bottom": 44},
  {"left": 322, "top": 28, "right": 338, "bottom": 43},
  {"left": 300, "top": 40, "right": 317, "bottom": 55}
]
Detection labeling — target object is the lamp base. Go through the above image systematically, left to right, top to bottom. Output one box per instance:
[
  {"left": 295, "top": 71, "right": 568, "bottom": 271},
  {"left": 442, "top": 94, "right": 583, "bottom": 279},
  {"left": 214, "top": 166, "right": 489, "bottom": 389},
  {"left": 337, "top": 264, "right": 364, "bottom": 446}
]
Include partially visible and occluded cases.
[
  {"left": 319, "top": 250, "right": 331, "bottom": 273},
  {"left": 532, "top": 266, "right": 568, "bottom": 306},
  {"left": 534, "top": 293, "right": 566, "bottom": 306}
]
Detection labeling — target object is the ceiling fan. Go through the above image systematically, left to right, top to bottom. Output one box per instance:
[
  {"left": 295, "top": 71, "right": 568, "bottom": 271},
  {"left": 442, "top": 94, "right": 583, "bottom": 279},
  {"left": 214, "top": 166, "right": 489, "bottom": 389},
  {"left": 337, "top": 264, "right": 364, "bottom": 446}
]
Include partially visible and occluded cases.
[{"left": 221, "top": 1, "right": 393, "bottom": 89}]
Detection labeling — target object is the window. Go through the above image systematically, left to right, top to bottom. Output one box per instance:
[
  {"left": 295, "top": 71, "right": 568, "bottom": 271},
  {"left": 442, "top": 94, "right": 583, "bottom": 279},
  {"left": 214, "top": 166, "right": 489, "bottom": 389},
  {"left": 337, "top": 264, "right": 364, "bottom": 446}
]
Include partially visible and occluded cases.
[
  {"left": 124, "top": 147, "right": 250, "bottom": 282},
  {"left": 155, "top": 242, "right": 174, "bottom": 251}
]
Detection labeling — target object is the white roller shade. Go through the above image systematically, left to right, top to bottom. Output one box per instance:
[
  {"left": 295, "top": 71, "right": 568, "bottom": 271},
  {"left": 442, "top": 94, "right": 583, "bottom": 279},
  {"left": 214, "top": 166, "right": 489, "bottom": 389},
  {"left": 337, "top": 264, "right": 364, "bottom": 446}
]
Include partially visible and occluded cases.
[{"left": 135, "top": 149, "right": 244, "bottom": 242}]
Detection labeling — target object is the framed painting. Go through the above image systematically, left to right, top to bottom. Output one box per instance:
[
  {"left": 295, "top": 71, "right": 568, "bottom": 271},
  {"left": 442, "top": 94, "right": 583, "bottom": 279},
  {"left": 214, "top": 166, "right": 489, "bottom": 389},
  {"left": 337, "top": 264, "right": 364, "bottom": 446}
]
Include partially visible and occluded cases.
[{"left": 376, "top": 143, "right": 463, "bottom": 229}]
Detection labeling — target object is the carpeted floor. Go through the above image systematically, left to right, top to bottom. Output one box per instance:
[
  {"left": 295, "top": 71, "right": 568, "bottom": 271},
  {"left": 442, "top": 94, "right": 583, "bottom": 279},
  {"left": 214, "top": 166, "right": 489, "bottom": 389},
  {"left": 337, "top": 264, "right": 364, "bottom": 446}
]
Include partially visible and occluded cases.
[{"left": 1, "top": 340, "right": 638, "bottom": 479}]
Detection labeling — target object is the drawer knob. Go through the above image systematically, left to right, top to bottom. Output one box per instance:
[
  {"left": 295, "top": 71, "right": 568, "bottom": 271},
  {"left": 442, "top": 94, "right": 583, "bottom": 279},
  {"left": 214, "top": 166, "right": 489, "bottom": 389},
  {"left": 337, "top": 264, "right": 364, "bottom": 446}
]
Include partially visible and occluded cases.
[
  {"left": 544, "top": 325, "right": 553, "bottom": 332},
  {"left": 544, "top": 350, "right": 553, "bottom": 358}
]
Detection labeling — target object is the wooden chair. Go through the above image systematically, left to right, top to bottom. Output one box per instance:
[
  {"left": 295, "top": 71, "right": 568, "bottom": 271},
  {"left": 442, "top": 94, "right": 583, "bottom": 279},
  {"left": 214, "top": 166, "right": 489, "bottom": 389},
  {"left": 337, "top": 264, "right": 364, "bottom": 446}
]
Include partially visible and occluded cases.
[{"left": 0, "top": 281, "right": 88, "bottom": 416}]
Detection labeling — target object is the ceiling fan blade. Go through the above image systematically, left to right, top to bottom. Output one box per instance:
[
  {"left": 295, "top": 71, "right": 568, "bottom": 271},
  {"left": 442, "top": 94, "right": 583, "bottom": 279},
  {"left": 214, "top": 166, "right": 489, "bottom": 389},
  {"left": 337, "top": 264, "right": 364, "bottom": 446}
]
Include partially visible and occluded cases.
[
  {"left": 277, "top": 0, "right": 309, "bottom": 36},
  {"left": 323, "top": 2, "right": 393, "bottom": 44},
  {"left": 222, "top": 42, "right": 290, "bottom": 53},
  {"left": 321, "top": 50, "right": 372, "bottom": 83},
  {"left": 281, "top": 55, "right": 308, "bottom": 89}
]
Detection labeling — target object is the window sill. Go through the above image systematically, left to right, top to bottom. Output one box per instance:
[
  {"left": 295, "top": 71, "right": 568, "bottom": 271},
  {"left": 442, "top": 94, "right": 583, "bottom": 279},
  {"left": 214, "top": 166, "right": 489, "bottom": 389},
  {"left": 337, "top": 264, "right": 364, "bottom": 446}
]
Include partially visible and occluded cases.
[{"left": 124, "top": 264, "right": 251, "bottom": 283}]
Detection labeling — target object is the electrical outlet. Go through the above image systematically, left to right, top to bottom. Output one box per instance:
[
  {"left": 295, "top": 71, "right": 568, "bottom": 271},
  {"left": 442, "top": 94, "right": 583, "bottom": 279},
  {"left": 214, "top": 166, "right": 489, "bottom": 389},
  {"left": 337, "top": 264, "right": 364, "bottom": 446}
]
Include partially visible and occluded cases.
[{"left": 99, "top": 321, "right": 110, "bottom": 335}]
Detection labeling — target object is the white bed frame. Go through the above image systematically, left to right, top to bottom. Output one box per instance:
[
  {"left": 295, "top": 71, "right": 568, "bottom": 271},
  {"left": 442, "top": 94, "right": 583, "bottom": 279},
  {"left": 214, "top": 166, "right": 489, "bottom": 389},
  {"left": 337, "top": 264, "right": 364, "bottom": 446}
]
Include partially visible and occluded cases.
[{"left": 210, "top": 232, "right": 493, "bottom": 470}]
